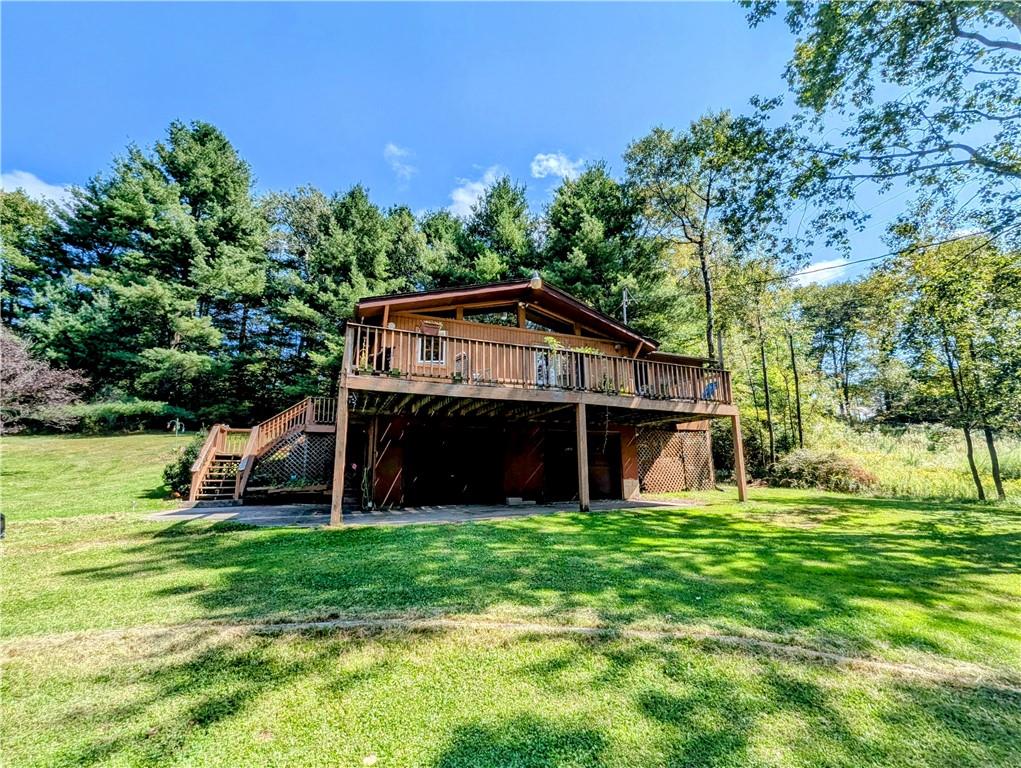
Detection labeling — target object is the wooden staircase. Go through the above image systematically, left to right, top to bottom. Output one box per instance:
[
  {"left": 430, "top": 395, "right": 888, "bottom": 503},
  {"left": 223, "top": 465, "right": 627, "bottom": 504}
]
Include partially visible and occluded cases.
[
  {"left": 188, "top": 397, "right": 337, "bottom": 504},
  {"left": 195, "top": 453, "right": 242, "bottom": 502}
]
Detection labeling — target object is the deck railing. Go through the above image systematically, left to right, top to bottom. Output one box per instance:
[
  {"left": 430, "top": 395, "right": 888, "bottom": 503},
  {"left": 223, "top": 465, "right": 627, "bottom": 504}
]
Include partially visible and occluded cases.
[
  {"left": 343, "top": 323, "right": 732, "bottom": 405},
  {"left": 232, "top": 396, "right": 339, "bottom": 499},
  {"left": 188, "top": 424, "right": 251, "bottom": 501}
]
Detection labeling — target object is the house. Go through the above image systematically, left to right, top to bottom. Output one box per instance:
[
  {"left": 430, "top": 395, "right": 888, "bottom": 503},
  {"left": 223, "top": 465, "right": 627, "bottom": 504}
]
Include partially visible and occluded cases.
[{"left": 188, "top": 275, "right": 747, "bottom": 522}]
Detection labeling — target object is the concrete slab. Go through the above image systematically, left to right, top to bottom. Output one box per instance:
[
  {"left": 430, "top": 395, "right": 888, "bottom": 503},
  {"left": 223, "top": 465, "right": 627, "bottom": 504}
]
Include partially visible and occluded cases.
[{"left": 148, "top": 498, "right": 695, "bottom": 528}]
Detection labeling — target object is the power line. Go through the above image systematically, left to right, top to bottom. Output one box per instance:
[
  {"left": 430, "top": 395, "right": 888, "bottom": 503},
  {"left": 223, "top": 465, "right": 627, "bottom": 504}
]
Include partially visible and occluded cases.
[{"left": 730, "top": 223, "right": 1021, "bottom": 290}]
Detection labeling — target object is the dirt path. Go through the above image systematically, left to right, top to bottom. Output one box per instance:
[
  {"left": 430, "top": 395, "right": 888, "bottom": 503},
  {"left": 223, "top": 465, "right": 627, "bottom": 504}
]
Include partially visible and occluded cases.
[{"left": 4, "top": 613, "right": 1019, "bottom": 694}]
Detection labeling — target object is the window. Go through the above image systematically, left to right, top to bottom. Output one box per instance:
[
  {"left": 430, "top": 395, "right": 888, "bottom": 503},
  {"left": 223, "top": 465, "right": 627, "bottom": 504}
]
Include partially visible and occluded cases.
[{"left": 418, "top": 336, "right": 446, "bottom": 364}]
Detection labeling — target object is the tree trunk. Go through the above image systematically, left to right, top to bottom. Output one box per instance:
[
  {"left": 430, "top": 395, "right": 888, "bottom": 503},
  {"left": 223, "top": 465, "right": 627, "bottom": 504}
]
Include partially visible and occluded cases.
[
  {"left": 698, "top": 239, "right": 715, "bottom": 361},
  {"left": 238, "top": 305, "right": 249, "bottom": 352},
  {"left": 757, "top": 312, "right": 775, "bottom": 465},
  {"left": 789, "top": 332, "right": 804, "bottom": 449},
  {"left": 942, "top": 333, "right": 985, "bottom": 500},
  {"left": 967, "top": 339, "right": 1006, "bottom": 500},
  {"left": 840, "top": 345, "right": 852, "bottom": 421},
  {"left": 962, "top": 426, "right": 986, "bottom": 501},
  {"left": 982, "top": 426, "right": 1007, "bottom": 501}
]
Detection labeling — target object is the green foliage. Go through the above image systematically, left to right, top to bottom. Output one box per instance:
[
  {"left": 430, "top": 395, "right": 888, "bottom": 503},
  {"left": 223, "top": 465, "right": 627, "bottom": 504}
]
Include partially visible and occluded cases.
[
  {"left": 745, "top": 1, "right": 1021, "bottom": 245},
  {"left": 462, "top": 176, "right": 535, "bottom": 280},
  {"left": 0, "top": 190, "right": 65, "bottom": 324},
  {"left": 65, "top": 398, "right": 190, "bottom": 434},
  {"left": 813, "top": 420, "right": 1021, "bottom": 501},
  {"left": 162, "top": 429, "right": 207, "bottom": 497},
  {"left": 768, "top": 448, "right": 877, "bottom": 494}
]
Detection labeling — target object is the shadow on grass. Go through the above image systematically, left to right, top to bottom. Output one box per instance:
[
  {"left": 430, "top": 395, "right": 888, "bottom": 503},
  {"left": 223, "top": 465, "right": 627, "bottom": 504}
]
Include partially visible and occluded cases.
[
  {"left": 61, "top": 490, "right": 1021, "bottom": 663},
  {"left": 39, "top": 630, "right": 1021, "bottom": 768}
]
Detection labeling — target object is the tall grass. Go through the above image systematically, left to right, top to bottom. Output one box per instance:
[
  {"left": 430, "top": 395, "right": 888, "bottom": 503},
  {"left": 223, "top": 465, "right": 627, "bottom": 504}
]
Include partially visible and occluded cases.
[{"left": 810, "top": 421, "right": 1021, "bottom": 502}]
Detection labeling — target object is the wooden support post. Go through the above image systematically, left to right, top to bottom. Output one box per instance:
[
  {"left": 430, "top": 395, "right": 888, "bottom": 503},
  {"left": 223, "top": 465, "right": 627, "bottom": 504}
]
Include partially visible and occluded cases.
[
  {"left": 330, "top": 384, "right": 350, "bottom": 526},
  {"left": 576, "top": 402, "right": 590, "bottom": 512},
  {"left": 730, "top": 413, "right": 748, "bottom": 502},
  {"left": 366, "top": 415, "right": 378, "bottom": 510}
]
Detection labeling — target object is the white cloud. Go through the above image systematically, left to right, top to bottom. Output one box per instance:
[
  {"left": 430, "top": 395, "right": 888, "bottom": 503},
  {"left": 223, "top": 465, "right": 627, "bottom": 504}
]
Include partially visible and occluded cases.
[
  {"left": 383, "top": 142, "right": 416, "bottom": 182},
  {"left": 530, "top": 152, "right": 582, "bottom": 181},
  {"left": 448, "top": 165, "right": 503, "bottom": 218},
  {"left": 1, "top": 170, "right": 72, "bottom": 207},
  {"left": 794, "top": 258, "right": 849, "bottom": 286}
]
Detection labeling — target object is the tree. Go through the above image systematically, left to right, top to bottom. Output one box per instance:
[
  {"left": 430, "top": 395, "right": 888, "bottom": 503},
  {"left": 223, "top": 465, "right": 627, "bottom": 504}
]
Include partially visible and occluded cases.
[
  {"left": 746, "top": 1, "right": 1021, "bottom": 243},
  {"left": 625, "top": 111, "right": 801, "bottom": 360},
  {"left": 29, "top": 121, "right": 269, "bottom": 420},
  {"left": 539, "top": 164, "right": 685, "bottom": 345},
  {"left": 462, "top": 176, "right": 536, "bottom": 281},
  {"left": 0, "top": 191, "right": 65, "bottom": 325},
  {"left": 419, "top": 210, "right": 468, "bottom": 287},
  {"left": 893, "top": 235, "right": 1021, "bottom": 499},
  {"left": 797, "top": 281, "right": 871, "bottom": 421},
  {"left": 0, "top": 328, "right": 87, "bottom": 432}
]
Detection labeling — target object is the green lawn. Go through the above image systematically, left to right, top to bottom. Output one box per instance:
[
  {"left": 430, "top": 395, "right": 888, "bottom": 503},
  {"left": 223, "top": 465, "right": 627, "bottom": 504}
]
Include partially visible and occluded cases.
[
  {"left": 1, "top": 432, "right": 190, "bottom": 520},
  {"left": 2, "top": 434, "right": 1020, "bottom": 767}
]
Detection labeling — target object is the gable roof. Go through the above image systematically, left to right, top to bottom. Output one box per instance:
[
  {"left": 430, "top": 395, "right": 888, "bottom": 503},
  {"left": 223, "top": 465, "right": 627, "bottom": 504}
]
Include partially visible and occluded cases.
[{"left": 355, "top": 276, "right": 660, "bottom": 351}]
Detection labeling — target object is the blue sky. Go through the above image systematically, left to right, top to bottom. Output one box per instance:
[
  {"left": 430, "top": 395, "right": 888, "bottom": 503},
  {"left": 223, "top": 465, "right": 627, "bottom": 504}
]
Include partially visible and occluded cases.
[{"left": 2, "top": 2, "right": 891, "bottom": 282}]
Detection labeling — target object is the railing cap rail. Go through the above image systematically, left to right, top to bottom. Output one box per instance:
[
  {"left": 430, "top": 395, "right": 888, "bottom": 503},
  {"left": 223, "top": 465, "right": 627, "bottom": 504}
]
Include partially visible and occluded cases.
[{"left": 345, "top": 322, "right": 729, "bottom": 374}]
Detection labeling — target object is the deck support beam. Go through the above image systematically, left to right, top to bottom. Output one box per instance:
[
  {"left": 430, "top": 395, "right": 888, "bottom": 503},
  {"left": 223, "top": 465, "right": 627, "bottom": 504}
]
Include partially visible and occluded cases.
[
  {"left": 330, "top": 383, "right": 350, "bottom": 526},
  {"left": 576, "top": 402, "right": 590, "bottom": 512},
  {"left": 730, "top": 413, "right": 747, "bottom": 502},
  {"left": 366, "top": 415, "right": 378, "bottom": 510}
]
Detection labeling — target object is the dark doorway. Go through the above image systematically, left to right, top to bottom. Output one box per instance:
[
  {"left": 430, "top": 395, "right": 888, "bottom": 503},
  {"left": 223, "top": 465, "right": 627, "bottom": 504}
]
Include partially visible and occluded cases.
[
  {"left": 403, "top": 423, "right": 504, "bottom": 505},
  {"left": 343, "top": 426, "right": 367, "bottom": 508},
  {"left": 543, "top": 429, "right": 623, "bottom": 501},
  {"left": 589, "top": 431, "right": 623, "bottom": 499}
]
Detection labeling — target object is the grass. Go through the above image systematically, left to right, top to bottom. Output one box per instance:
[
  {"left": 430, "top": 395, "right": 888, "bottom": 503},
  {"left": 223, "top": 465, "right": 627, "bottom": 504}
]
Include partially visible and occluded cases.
[
  {"left": 812, "top": 422, "right": 1021, "bottom": 502},
  {"left": 0, "top": 432, "right": 190, "bottom": 520},
  {"left": 2, "top": 434, "right": 1020, "bottom": 767}
]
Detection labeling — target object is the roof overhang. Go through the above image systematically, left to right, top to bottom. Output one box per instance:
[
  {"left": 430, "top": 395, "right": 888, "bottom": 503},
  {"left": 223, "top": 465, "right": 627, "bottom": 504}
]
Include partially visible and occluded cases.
[{"left": 355, "top": 277, "right": 659, "bottom": 352}]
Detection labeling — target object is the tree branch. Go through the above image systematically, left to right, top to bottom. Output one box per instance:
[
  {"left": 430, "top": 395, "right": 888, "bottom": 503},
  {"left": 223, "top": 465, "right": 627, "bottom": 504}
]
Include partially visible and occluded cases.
[{"left": 949, "top": 12, "right": 1021, "bottom": 52}]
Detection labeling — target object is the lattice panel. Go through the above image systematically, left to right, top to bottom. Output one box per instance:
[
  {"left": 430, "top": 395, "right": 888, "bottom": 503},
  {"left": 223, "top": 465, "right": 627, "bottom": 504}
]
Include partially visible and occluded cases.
[
  {"left": 637, "top": 429, "right": 714, "bottom": 492},
  {"left": 250, "top": 432, "right": 335, "bottom": 488}
]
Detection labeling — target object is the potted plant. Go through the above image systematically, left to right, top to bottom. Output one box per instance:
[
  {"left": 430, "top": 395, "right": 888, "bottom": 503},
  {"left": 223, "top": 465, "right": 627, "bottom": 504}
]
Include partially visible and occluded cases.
[{"left": 355, "top": 349, "right": 373, "bottom": 375}]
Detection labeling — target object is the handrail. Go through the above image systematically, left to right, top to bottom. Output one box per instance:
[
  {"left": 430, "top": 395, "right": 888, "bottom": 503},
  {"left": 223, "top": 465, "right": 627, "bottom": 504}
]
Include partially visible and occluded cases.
[
  {"left": 343, "top": 323, "right": 733, "bottom": 405},
  {"left": 232, "top": 396, "right": 338, "bottom": 499},
  {"left": 188, "top": 424, "right": 251, "bottom": 501},
  {"left": 234, "top": 424, "right": 261, "bottom": 499},
  {"left": 189, "top": 425, "right": 225, "bottom": 501}
]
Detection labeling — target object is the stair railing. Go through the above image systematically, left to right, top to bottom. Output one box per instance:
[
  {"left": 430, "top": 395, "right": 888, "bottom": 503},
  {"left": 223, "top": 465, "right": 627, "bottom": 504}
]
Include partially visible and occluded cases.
[
  {"left": 189, "top": 425, "right": 228, "bottom": 502},
  {"left": 234, "top": 425, "right": 261, "bottom": 500}
]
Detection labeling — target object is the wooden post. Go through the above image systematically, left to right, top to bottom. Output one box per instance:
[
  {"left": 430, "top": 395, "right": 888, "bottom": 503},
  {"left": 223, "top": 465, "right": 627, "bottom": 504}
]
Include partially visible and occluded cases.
[
  {"left": 330, "top": 383, "right": 350, "bottom": 526},
  {"left": 576, "top": 402, "right": 590, "bottom": 512},
  {"left": 730, "top": 413, "right": 748, "bottom": 502},
  {"left": 366, "top": 415, "right": 378, "bottom": 510}
]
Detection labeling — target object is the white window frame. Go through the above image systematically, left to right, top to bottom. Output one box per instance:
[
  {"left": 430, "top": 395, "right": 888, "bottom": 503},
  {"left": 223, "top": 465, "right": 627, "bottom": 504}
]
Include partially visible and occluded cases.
[{"left": 417, "top": 336, "right": 447, "bottom": 365}]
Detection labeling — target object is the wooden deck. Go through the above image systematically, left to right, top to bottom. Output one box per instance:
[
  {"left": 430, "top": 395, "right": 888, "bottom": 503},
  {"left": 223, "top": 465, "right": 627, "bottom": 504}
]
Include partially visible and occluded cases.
[{"left": 343, "top": 322, "right": 735, "bottom": 413}]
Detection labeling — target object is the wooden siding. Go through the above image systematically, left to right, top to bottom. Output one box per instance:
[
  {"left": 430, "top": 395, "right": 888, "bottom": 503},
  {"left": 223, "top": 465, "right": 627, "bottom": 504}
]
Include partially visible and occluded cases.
[{"left": 391, "top": 313, "right": 621, "bottom": 355}]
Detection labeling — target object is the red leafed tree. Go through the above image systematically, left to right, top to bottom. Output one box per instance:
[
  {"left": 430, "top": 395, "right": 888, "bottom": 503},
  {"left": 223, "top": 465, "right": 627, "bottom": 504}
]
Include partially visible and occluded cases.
[{"left": 1, "top": 328, "right": 88, "bottom": 433}]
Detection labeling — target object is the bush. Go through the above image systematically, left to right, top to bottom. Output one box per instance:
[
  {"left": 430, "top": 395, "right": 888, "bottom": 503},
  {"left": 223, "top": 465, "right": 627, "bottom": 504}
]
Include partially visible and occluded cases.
[
  {"left": 63, "top": 398, "right": 192, "bottom": 433},
  {"left": 162, "top": 430, "right": 207, "bottom": 497},
  {"left": 767, "top": 449, "right": 878, "bottom": 494}
]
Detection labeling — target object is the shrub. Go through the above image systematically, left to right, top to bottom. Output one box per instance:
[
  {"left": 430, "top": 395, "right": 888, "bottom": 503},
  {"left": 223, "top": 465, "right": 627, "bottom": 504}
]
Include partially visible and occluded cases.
[
  {"left": 63, "top": 398, "right": 191, "bottom": 433},
  {"left": 162, "top": 430, "right": 207, "bottom": 497},
  {"left": 768, "top": 449, "right": 878, "bottom": 494}
]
